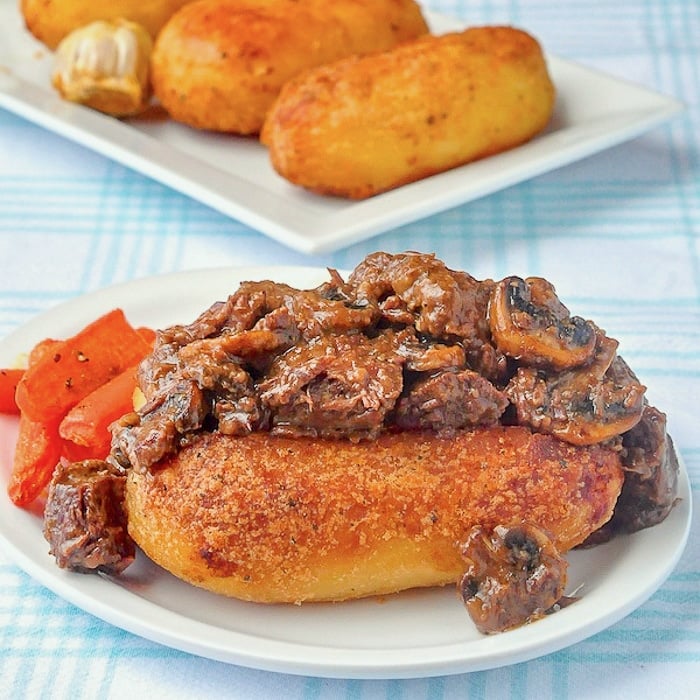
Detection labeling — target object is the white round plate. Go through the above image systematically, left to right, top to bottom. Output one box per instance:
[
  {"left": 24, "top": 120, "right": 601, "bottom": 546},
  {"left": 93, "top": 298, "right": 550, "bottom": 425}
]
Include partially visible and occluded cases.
[{"left": 0, "top": 267, "right": 692, "bottom": 679}]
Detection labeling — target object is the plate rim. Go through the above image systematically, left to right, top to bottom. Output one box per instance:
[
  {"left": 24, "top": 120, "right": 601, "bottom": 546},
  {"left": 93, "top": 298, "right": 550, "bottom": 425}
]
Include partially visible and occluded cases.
[
  {"left": 0, "top": 4, "right": 686, "bottom": 254},
  {"left": 0, "top": 265, "right": 693, "bottom": 679}
]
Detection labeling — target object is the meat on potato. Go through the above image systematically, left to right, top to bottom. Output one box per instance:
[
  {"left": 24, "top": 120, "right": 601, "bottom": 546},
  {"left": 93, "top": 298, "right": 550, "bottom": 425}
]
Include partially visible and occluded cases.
[
  {"left": 150, "top": 0, "right": 429, "bottom": 135},
  {"left": 261, "top": 26, "right": 556, "bottom": 199}
]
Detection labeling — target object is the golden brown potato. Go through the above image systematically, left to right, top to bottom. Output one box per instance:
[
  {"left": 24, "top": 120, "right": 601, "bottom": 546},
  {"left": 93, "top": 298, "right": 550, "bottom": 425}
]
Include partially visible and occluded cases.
[
  {"left": 20, "top": 0, "right": 193, "bottom": 50},
  {"left": 150, "top": 0, "right": 429, "bottom": 134},
  {"left": 261, "top": 26, "right": 556, "bottom": 199},
  {"left": 126, "top": 427, "right": 623, "bottom": 604}
]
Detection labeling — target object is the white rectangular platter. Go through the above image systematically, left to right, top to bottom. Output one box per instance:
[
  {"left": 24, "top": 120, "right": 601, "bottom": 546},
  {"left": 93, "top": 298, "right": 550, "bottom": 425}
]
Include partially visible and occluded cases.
[{"left": 0, "top": 2, "right": 684, "bottom": 254}]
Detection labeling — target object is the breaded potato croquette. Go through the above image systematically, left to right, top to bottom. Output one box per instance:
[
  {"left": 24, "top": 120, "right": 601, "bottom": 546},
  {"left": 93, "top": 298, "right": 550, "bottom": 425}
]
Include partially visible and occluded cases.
[
  {"left": 20, "top": 0, "right": 193, "bottom": 50},
  {"left": 150, "top": 0, "right": 429, "bottom": 134},
  {"left": 261, "top": 26, "right": 556, "bottom": 199},
  {"left": 125, "top": 428, "right": 623, "bottom": 604}
]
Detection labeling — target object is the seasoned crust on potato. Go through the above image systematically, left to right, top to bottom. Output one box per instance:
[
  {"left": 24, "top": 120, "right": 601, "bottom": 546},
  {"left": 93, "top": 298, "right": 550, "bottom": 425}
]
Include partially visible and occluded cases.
[
  {"left": 20, "top": 0, "right": 193, "bottom": 50},
  {"left": 150, "top": 0, "right": 429, "bottom": 134},
  {"left": 261, "top": 26, "right": 556, "bottom": 198},
  {"left": 125, "top": 427, "right": 623, "bottom": 604}
]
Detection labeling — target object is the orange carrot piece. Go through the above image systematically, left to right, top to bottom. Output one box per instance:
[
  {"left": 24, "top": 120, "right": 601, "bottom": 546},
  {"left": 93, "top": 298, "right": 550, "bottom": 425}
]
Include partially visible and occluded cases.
[
  {"left": 15, "top": 308, "right": 152, "bottom": 423},
  {"left": 137, "top": 326, "right": 157, "bottom": 345},
  {"left": 28, "top": 338, "right": 61, "bottom": 367},
  {"left": 59, "top": 364, "right": 139, "bottom": 454},
  {"left": 0, "top": 368, "right": 24, "bottom": 415},
  {"left": 7, "top": 413, "right": 63, "bottom": 508},
  {"left": 60, "top": 439, "right": 106, "bottom": 464}
]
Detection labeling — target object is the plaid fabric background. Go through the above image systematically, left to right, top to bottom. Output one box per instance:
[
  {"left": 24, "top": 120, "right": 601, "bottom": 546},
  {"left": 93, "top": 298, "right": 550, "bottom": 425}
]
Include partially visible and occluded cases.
[{"left": 1, "top": 0, "right": 698, "bottom": 697}]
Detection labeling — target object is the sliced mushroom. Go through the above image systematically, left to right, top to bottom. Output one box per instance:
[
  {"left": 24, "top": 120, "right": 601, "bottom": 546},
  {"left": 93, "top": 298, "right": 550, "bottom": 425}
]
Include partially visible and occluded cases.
[
  {"left": 489, "top": 276, "right": 597, "bottom": 370},
  {"left": 506, "top": 330, "right": 646, "bottom": 445},
  {"left": 458, "top": 523, "right": 569, "bottom": 634}
]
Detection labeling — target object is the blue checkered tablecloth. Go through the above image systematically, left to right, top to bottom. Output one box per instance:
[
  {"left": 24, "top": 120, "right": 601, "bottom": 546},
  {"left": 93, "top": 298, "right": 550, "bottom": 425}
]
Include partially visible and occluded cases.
[{"left": 1, "top": 1, "right": 699, "bottom": 697}]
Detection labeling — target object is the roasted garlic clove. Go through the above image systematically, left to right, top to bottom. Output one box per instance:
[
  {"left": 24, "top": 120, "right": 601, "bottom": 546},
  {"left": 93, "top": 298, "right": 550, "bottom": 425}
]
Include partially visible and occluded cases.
[{"left": 52, "top": 19, "right": 153, "bottom": 117}]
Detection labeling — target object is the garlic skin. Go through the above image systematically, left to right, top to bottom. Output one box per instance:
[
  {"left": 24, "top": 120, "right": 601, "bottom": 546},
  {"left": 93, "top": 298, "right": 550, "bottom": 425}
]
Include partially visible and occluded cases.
[{"left": 52, "top": 19, "right": 153, "bottom": 117}]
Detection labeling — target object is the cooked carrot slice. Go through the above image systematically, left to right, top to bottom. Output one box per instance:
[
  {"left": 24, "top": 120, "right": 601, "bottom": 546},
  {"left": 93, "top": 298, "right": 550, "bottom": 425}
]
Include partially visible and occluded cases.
[
  {"left": 15, "top": 308, "right": 152, "bottom": 423},
  {"left": 6, "top": 312, "right": 155, "bottom": 508},
  {"left": 137, "top": 326, "right": 157, "bottom": 345},
  {"left": 27, "top": 338, "right": 61, "bottom": 367},
  {"left": 59, "top": 364, "right": 139, "bottom": 455},
  {"left": 0, "top": 368, "right": 24, "bottom": 415},
  {"left": 7, "top": 413, "right": 63, "bottom": 508},
  {"left": 60, "top": 439, "right": 106, "bottom": 464}
]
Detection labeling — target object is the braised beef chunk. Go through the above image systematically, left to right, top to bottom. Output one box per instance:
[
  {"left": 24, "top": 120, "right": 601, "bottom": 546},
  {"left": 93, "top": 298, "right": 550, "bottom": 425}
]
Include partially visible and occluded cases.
[
  {"left": 346, "top": 251, "right": 493, "bottom": 342},
  {"left": 259, "top": 332, "right": 405, "bottom": 440},
  {"left": 394, "top": 369, "right": 508, "bottom": 434},
  {"left": 112, "top": 379, "right": 208, "bottom": 473},
  {"left": 581, "top": 405, "right": 680, "bottom": 546},
  {"left": 617, "top": 416, "right": 679, "bottom": 531},
  {"left": 43, "top": 459, "right": 134, "bottom": 574}
]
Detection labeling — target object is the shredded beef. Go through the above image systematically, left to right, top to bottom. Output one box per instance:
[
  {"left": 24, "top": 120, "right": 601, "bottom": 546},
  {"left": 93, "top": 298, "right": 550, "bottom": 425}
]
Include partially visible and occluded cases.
[
  {"left": 109, "top": 249, "right": 675, "bottom": 548},
  {"left": 347, "top": 251, "right": 495, "bottom": 347},
  {"left": 112, "top": 254, "right": 512, "bottom": 468},
  {"left": 259, "top": 331, "right": 405, "bottom": 440},
  {"left": 394, "top": 369, "right": 509, "bottom": 434}
]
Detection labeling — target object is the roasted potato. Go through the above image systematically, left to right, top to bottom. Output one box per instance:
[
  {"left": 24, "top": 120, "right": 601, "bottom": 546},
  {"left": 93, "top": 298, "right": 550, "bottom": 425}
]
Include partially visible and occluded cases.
[
  {"left": 20, "top": 0, "right": 193, "bottom": 50},
  {"left": 150, "top": 0, "right": 429, "bottom": 134},
  {"left": 261, "top": 26, "right": 556, "bottom": 199},
  {"left": 126, "top": 428, "right": 623, "bottom": 604}
]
